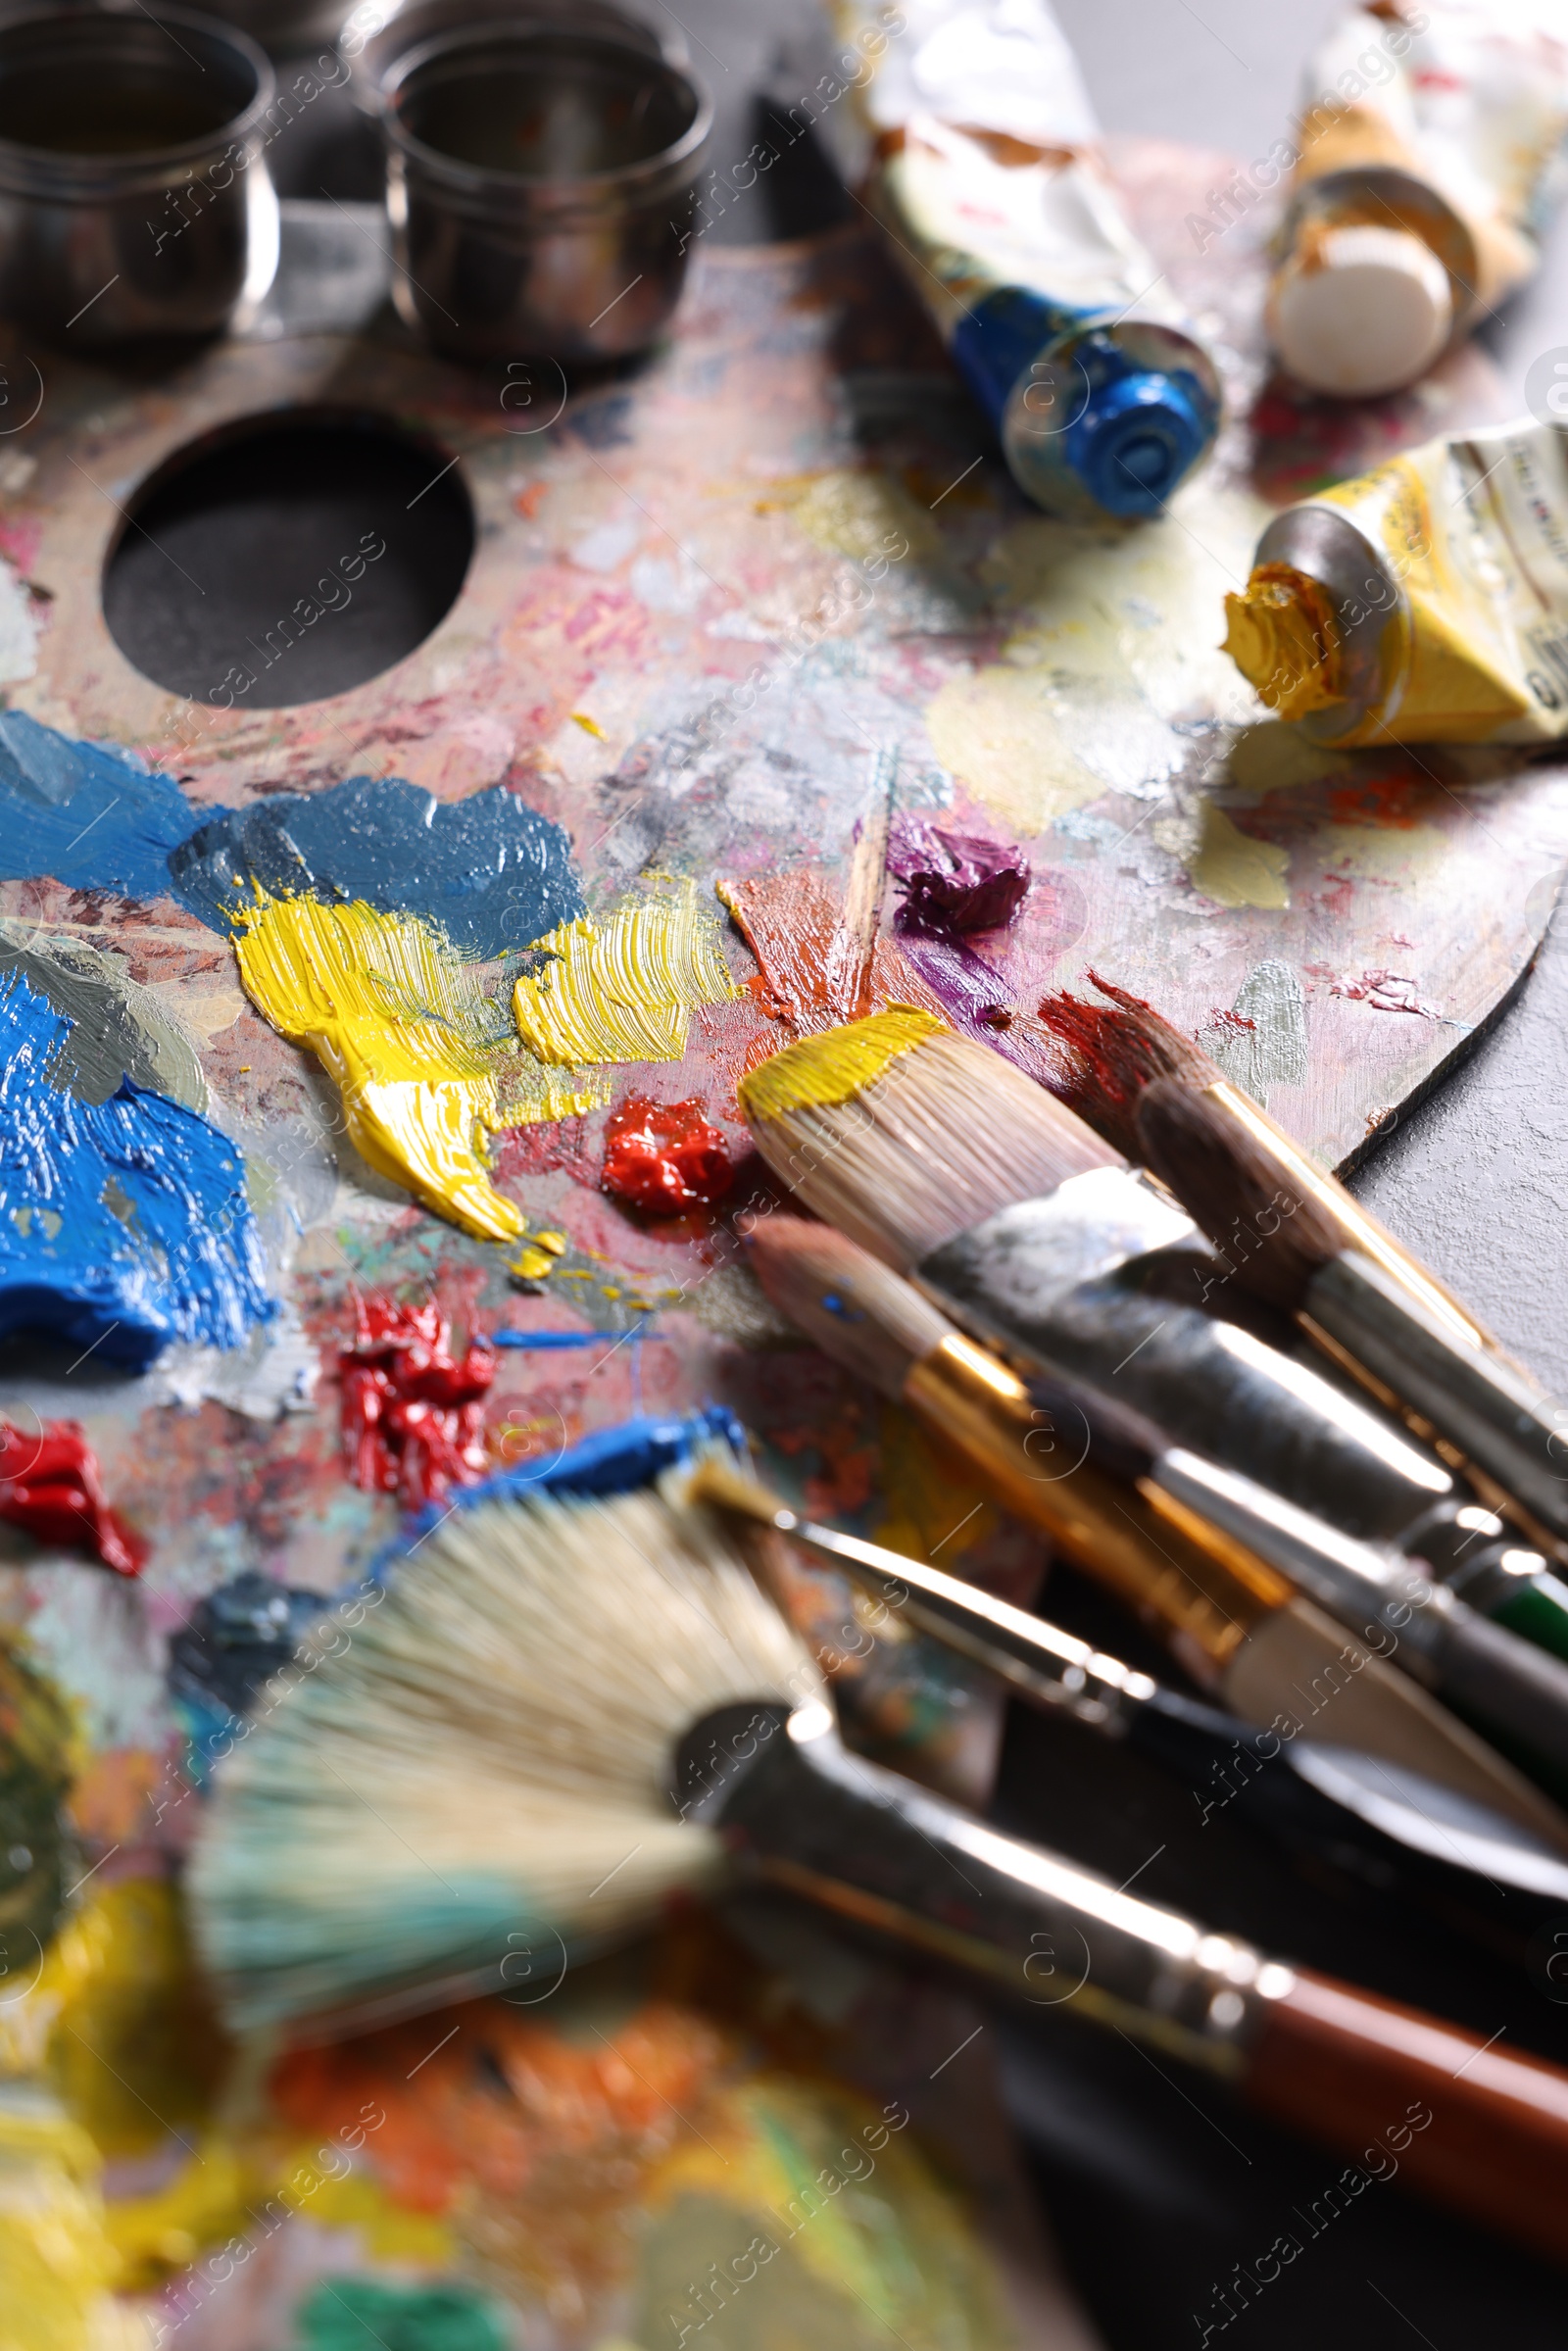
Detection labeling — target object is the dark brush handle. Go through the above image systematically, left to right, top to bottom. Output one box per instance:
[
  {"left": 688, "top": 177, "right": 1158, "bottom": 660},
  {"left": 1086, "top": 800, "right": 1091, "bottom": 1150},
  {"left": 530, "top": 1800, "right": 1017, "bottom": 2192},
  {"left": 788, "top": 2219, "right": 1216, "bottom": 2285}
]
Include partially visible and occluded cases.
[
  {"left": 920, "top": 1201, "right": 1455, "bottom": 1547},
  {"left": 1308, "top": 1250, "right": 1568, "bottom": 1546},
  {"left": 1247, "top": 1970, "right": 1568, "bottom": 2265}
]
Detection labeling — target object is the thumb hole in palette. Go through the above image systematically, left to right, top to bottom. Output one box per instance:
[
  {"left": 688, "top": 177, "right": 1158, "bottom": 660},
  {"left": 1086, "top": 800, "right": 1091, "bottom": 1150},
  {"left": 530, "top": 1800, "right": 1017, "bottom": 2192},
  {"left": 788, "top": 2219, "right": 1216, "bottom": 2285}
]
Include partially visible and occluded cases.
[{"left": 100, "top": 408, "right": 474, "bottom": 708}]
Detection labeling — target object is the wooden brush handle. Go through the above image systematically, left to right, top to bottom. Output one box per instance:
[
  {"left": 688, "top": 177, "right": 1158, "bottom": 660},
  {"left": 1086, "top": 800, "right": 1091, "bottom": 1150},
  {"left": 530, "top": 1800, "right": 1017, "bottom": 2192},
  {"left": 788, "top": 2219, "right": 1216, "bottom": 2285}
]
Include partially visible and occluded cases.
[{"left": 1247, "top": 1969, "right": 1568, "bottom": 2264}]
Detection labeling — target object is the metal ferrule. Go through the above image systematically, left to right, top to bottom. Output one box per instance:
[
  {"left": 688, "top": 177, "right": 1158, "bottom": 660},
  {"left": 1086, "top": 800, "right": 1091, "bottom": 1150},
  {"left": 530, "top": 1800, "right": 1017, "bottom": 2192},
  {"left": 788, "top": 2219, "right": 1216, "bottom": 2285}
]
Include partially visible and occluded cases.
[
  {"left": 1250, "top": 502, "right": 1407, "bottom": 747},
  {"left": 920, "top": 1165, "right": 1198, "bottom": 1313},
  {"left": 917, "top": 1195, "right": 1458, "bottom": 1547},
  {"left": 1304, "top": 1249, "right": 1568, "bottom": 1550},
  {"left": 903, "top": 1330, "right": 1288, "bottom": 1671},
  {"left": 1152, "top": 1446, "right": 1444, "bottom": 1679},
  {"left": 768, "top": 1504, "right": 1156, "bottom": 1735},
  {"left": 684, "top": 1701, "right": 1295, "bottom": 2077}
]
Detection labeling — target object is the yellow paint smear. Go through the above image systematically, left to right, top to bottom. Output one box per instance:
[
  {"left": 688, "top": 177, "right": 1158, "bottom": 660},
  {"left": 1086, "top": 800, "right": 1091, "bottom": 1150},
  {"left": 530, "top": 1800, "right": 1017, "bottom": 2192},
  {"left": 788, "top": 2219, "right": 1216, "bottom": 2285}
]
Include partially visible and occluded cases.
[
  {"left": 1185, "top": 802, "right": 1291, "bottom": 909},
  {"left": 512, "top": 883, "right": 740, "bottom": 1067},
  {"left": 233, "top": 895, "right": 543, "bottom": 1244},
  {"left": 737, "top": 1006, "right": 946, "bottom": 1125},
  {"left": 0, "top": 2102, "right": 146, "bottom": 2351}
]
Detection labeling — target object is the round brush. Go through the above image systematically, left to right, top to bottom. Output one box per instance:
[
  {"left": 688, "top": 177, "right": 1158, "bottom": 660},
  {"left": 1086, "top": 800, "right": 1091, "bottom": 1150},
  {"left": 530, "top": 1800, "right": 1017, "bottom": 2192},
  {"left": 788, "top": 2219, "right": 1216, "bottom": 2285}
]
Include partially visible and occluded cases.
[
  {"left": 1037, "top": 973, "right": 1568, "bottom": 1601},
  {"left": 742, "top": 1211, "right": 1568, "bottom": 1847},
  {"left": 681, "top": 1448, "right": 1568, "bottom": 1965},
  {"left": 190, "top": 1475, "right": 1568, "bottom": 2267}
]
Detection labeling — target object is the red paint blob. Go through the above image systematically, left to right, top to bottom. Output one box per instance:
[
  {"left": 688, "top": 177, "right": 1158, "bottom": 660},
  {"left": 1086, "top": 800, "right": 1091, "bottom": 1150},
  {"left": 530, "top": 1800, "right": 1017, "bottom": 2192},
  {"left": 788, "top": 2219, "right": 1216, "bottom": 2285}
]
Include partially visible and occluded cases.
[
  {"left": 601, "top": 1096, "right": 733, "bottom": 1215},
  {"left": 340, "top": 1297, "right": 496, "bottom": 1510},
  {"left": 0, "top": 1420, "right": 147, "bottom": 1578}
]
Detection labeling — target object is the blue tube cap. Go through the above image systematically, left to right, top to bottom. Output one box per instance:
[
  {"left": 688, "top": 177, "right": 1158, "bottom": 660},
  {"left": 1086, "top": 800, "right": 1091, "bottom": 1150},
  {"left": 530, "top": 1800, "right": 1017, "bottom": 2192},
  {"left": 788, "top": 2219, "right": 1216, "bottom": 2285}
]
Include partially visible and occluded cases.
[
  {"left": 995, "top": 315, "right": 1222, "bottom": 523},
  {"left": 1068, "top": 366, "right": 1212, "bottom": 517}
]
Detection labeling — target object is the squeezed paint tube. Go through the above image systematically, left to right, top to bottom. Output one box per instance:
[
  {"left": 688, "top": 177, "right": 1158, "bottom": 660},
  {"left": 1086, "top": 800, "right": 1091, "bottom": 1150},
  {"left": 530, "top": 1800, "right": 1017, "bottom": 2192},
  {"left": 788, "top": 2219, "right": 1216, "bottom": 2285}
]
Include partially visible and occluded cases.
[
  {"left": 824, "top": 0, "right": 1221, "bottom": 519},
  {"left": 1270, "top": 2, "right": 1568, "bottom": 397},
  {"left": 1222, "top": 417, "right": 1568, "bottom": 746}
]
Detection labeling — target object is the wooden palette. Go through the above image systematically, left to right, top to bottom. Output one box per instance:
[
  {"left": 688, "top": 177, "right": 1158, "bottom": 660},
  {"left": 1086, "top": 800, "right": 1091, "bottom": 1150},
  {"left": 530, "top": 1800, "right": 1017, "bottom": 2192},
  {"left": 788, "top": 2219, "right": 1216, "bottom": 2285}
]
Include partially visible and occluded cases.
[{"left": 0, "top": 135, "right": 1559, "bottom": 1788}]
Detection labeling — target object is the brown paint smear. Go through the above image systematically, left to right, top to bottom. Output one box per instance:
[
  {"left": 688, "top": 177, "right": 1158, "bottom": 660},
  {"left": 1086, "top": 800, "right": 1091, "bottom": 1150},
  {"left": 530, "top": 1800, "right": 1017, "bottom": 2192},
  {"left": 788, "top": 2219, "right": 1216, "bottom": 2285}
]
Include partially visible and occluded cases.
[{"left": 717, "top": 871, "right": 944, "bottom": 1062}]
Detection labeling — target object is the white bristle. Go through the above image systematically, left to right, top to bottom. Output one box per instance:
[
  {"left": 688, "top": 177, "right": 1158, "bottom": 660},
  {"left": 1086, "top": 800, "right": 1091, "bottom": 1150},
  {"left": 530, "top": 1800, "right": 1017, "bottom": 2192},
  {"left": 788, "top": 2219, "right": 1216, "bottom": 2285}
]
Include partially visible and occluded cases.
[
  {"left": 749, "top": 1029, "right": 1123, "bottom": 1270},
  {"left": 188, "top": 1486, "right": 821, "bottom": 2032}
]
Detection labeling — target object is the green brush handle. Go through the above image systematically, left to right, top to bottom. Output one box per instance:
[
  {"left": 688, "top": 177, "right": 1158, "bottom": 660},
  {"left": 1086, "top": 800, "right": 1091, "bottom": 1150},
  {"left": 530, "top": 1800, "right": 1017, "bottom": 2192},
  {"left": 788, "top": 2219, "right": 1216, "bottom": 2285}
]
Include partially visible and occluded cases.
[{"left": 1448, "top": 1555, "right": 1568, "bottom": 1668}]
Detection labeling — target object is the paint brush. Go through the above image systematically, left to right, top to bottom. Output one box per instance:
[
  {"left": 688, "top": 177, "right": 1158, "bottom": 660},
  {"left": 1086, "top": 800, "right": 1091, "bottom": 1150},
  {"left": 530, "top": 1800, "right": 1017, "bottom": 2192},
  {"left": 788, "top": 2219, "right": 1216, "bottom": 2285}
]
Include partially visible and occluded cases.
[
  {"left": 1038, "top": 975, "right": 1568, "bottom": 1596},
  {"left": 734, "top": 1009, "right": 1553, "bottom": 1585},
  {"left": 741, "top": 1212, "right": 1568, "bottom": 1846},
  {"left": 681, "top": 1451, "right": 1568, "bottom": 1961},
  {"left": 189, "top": 1477, "right": 1568, "bottom": 2267}
]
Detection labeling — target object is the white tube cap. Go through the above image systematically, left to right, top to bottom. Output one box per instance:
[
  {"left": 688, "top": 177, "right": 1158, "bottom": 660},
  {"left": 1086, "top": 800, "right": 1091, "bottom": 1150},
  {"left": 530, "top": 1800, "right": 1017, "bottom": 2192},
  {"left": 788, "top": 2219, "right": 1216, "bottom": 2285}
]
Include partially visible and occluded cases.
[{"left": 1270, "top": 224, "right": 1454, "bottom": 399}]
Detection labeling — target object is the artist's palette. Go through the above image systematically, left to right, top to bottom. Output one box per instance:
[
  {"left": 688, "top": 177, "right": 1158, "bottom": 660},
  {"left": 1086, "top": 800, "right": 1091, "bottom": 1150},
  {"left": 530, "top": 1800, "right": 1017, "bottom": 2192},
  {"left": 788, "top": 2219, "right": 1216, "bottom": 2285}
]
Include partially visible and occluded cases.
[{"left": 0, "top": 141, "right": 1557, "bottom": 1823}]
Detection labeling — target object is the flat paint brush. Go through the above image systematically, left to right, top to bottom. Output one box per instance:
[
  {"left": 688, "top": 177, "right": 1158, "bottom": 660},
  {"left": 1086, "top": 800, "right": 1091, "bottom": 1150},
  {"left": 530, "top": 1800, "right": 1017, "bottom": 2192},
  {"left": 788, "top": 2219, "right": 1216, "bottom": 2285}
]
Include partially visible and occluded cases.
[
  {"left": 1039, "top": 973, "right": 1568, "bottom": 1586},
  {"left": 736, "top": 1011, "right": 1475, "bottom": 1556},
  {"left": 742, "top": 1213, "right": 1568, "bottom": 1847},
  {"left": 683, "top": 1451, "right": 1568, "bottom": 1961},
  {"left": 189, "top": 1477, "right": 1568, "bottom": 2268}
]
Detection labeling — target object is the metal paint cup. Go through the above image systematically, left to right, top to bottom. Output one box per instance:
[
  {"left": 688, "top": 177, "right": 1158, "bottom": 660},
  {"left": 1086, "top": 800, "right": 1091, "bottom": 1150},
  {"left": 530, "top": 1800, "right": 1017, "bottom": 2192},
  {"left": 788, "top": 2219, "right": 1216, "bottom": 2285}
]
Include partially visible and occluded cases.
[
  {"left": 199, "top": 0, "right": 352, "bottom": 52},
  {"left": 338, "top": 0, "right": 680, "bottom": 119},
  {"left": 0, "top": 4, "right": 278, "bottom": 347},
  {"left": 379, "top": 24, "right": 710, "bottom": 364}
]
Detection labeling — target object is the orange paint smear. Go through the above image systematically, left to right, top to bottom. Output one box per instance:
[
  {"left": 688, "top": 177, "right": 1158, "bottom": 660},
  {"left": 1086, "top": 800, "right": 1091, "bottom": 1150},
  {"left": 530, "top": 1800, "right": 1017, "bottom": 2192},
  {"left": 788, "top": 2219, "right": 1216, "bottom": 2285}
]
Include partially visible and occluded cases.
[
  {"left": 717, "top": 871, "right": 943, "bottom": 1055},
  {"left": 270, "top": 1995, "right": 726, "bottom": 2215}
]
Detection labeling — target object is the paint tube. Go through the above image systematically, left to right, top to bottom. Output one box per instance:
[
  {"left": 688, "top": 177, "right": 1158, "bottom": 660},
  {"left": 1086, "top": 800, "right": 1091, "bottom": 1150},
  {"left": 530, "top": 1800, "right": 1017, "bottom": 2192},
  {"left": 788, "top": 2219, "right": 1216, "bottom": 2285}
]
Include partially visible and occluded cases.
[
  {"left": 824, "top": 0, "right": 1221, "bottom": 521},
  {"left": 1270, "top": 2, "right": 1568, "bottom": 397},
  {"left": 1221, "top": 417, "right": 1568, "bottom": 746}
]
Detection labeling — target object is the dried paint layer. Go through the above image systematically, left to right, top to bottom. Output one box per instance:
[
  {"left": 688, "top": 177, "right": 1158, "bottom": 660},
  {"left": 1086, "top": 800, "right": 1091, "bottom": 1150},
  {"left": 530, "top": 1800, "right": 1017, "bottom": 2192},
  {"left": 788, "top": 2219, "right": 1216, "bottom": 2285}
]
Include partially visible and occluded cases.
[
  {"left": 0, "top": 709, "right": 220, "bottom": 902},
  {"left": 171, "top": 772, "right": 584, "bottom": 959},
  {"left": 511, "top": 885, "right": 739, "bottom": 1066},
  {"left": 233, "top": 895, "right": 536, "bottom": 1244},
  {"left": 0, "top": 920, "right": 206, "bottom": 1111},
  {"left": 0, "top": 964, "right": 272, "bottom": 1370},
  {"left": 737, "top": 1007, "right": 946, "bottom": 1124}
]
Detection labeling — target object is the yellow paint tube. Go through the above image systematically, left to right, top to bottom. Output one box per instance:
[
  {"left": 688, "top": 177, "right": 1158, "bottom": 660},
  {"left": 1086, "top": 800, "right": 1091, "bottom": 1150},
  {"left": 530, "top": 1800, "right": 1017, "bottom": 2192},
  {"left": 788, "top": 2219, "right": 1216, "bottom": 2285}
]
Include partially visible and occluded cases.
[
  {"left": 1263, "top": 3, "right": 1568, "bottom": 397},
  {"left": 1222, "top": 418, "right": 1568, "bottom": 747},
  {"left": 512, "top": 883, "right": 739, "bottom": 1066},
  {"left": 232, "top": 896, "right": 598, "bottom": 1244}
]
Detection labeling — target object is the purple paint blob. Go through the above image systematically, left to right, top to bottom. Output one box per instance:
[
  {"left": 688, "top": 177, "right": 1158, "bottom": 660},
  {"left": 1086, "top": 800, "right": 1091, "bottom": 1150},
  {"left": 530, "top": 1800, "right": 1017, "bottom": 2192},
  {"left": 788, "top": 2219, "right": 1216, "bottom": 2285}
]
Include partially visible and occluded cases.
[{"left": 887, "top": 815, "right": 1030, "bottom": 934}]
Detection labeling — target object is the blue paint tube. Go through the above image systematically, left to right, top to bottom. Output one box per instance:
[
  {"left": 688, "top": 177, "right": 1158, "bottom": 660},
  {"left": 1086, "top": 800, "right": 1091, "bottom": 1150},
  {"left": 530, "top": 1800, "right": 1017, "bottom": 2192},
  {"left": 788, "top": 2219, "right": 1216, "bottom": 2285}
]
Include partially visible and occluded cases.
[{"left": 829, "top": 0, "right": 1222, "bottom": 520}]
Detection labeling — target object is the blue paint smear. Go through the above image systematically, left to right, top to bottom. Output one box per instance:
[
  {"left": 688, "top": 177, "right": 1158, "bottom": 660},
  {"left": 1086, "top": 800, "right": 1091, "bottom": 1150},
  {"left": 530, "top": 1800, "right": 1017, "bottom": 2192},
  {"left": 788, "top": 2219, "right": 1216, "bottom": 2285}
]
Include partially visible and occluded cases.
[
  {"left": 0, "top": 711, "right": 223, "bottom": 904},
  {"left": 169, "top": 773, "right": 585, "bottom": 958},
  {"left": 0, "top": 966, "right": 273, "bottom": 1371},
  {"left": 491, "top": 1326, "right": 666, "bottom": 1349},
  {"left": 396, "top": 1407, "right": 745, "bottom": 1555}
]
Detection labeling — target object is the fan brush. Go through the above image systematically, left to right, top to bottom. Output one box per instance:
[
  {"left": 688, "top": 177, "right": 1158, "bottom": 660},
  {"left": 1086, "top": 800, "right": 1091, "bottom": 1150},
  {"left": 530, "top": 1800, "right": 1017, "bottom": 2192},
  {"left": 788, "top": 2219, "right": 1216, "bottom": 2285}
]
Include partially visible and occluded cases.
[{"left": 190, "top": 1472, "right": 1568, "bottom": 2264}]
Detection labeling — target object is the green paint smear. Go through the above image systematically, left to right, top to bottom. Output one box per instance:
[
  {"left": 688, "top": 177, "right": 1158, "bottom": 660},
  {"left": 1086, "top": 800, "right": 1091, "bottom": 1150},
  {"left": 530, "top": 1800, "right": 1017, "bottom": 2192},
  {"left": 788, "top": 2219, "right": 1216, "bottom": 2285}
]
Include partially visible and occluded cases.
[
  {"left": 0, "top": 1635, "right": 74, "bottom": 1965},
  {"left": 297, "top": 2279, "right": 509, "bottom": 2351}
]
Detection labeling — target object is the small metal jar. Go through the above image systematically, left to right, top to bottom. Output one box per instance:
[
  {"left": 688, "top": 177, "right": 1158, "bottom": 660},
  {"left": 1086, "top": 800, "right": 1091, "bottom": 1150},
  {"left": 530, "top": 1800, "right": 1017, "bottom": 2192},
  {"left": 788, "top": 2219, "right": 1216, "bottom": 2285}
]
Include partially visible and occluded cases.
[
  {"left": 339, "top": 0, "right": 680, "bottom": 119},
  {"left": 0, "top": 4, "right": 278, "bottom": 348},
  {"left": 380, "top": 24, "right": 710, "bottom": 364}
]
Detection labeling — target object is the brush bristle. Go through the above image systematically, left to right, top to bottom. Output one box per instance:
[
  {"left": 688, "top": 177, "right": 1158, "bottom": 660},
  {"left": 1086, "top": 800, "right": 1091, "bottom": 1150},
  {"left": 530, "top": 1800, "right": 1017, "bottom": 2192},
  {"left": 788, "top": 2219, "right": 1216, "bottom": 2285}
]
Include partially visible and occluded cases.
[
  {"left": 1037, "top": 974, "right": 1219, "bottom": 1157},
  {"left": 740, "top": 1021, "right": 1122, "bottom": 1270},
  {"left": 1135, "top": 1077, "right": 1344, "bottom": 1314},
  {"left": 742, "top": 1213, "right": 956, "bottom": 1396},
  {"left": 189, "top": 1487, "right": 821, "bottom": 2032}
]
